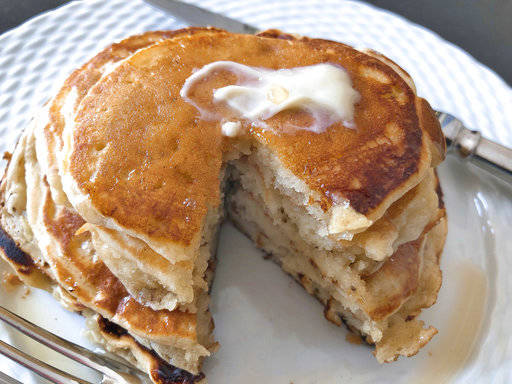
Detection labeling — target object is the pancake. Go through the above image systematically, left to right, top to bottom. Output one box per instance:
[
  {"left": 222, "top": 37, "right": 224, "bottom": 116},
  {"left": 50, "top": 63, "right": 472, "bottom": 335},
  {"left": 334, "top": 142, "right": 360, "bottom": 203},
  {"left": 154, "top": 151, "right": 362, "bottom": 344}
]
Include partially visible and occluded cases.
[{"left": 0, "top": 27, "right": 447, "bottom": 382}]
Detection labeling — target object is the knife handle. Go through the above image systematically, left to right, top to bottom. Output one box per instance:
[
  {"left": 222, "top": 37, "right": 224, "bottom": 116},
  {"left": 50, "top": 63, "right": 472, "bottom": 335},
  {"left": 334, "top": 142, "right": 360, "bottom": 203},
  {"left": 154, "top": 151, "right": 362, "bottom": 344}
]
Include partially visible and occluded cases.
[{"left": 439, "top": 112, "right": 512, "bottom": 185}]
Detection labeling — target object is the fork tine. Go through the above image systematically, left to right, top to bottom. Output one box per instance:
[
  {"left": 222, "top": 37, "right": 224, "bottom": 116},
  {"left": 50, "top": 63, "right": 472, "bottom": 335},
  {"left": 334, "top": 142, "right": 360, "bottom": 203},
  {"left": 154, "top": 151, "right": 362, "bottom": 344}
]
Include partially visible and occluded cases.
[
  {"left": 0, "top": 305, "right": 146, "bottom": 383},
  {"left": 0, "top": 339, "right": 92, "bottom": 384},
  {"left": 0, "top": 370, "right": 23, "bottom": 384}
]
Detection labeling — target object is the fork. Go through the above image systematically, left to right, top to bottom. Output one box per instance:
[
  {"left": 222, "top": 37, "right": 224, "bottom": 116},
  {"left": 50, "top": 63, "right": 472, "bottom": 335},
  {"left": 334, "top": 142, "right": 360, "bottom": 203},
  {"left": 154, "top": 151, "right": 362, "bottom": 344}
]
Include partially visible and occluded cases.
[
  {"left": 436, "top": 111, "right": 512, "bottom": 185},
  {"left": 0, "top": 305, "right": 149, "bottom": 384}
]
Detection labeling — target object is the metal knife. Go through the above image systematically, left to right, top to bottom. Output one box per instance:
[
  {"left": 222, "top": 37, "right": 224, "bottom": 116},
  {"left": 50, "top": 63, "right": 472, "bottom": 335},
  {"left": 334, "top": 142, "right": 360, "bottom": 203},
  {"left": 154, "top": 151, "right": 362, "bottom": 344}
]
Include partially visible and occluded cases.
[{"left": 145, "top": 0, "right": 512, "bottom": 185}]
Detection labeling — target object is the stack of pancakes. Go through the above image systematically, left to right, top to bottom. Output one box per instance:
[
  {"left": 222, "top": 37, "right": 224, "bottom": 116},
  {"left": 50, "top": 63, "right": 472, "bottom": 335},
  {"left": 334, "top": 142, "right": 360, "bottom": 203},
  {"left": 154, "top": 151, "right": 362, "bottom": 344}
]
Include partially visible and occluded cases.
[{"left": 0, "top": 28, "right": 447, "bottom": 382}]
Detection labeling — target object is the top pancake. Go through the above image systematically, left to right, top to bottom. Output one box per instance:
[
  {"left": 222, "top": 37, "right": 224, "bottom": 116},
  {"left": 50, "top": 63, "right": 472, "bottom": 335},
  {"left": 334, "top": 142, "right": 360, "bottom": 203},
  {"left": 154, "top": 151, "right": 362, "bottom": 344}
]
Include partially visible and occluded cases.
[{"left": 58, "top": 28, "right": 443, "bottom": 252}]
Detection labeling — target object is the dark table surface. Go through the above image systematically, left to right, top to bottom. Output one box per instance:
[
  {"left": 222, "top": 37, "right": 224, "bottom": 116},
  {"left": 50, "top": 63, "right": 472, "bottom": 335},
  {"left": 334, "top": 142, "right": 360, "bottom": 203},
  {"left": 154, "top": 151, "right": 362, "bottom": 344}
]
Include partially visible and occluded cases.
[{"left": 1, "top": 0, "right": 511, "bottom": 86}]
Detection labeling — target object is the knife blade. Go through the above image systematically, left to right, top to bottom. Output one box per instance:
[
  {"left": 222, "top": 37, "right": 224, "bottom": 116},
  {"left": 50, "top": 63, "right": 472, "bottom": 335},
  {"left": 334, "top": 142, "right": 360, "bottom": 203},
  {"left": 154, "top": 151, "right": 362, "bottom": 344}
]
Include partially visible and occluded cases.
[
  {"left": 145, "top": 0, "right": 512, "bottom": 185},
  {"left": 145, "top": 0, "right": 258, "bottom": 34}
]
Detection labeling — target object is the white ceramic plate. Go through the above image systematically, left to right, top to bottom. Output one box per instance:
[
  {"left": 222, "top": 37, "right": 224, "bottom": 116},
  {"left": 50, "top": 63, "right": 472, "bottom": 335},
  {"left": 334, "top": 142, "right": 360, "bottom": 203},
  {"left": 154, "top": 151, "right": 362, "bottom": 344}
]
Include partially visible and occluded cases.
[{"left": 0, "top": 1, "right": 511, "bottom": 383}]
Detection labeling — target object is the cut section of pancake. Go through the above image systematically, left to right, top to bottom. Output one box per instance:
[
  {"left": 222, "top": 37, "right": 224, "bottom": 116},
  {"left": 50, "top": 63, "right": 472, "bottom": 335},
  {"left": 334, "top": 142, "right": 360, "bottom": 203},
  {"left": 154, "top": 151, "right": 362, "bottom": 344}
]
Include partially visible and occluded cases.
[
  {"left": 0, "top": 27, "right": 447, "bottom": 382},
  {"left": 227, "top": 158, "right": 446, "bottom": 360}
]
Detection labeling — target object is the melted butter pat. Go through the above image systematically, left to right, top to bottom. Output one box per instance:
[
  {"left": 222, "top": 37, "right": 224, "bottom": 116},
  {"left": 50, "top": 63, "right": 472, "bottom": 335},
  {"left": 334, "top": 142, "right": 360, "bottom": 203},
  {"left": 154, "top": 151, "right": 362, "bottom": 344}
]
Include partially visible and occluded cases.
[{"left": 181, "top": 61, "right": 360, "bottom": 134}]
